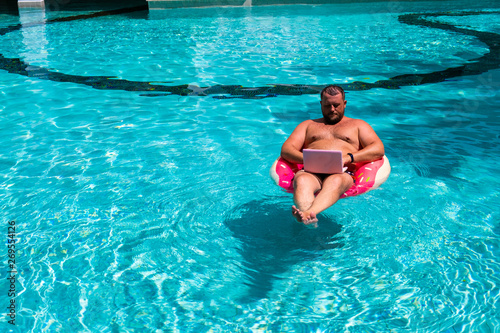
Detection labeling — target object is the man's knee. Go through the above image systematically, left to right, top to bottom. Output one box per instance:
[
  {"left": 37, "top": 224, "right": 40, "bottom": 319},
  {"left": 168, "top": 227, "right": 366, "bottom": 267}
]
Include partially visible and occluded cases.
[
  {"left": 293, "top": 172, "right": 321, "bottom": 190},
  {"left": 323, "top": 173, "right": 353, "bottom": 190}
]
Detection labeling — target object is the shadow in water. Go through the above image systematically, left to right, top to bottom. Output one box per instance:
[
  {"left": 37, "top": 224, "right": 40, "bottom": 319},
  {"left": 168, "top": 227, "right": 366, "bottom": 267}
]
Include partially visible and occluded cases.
[{"left": 224, "top": 199, "right": 344, "bottom": 302}]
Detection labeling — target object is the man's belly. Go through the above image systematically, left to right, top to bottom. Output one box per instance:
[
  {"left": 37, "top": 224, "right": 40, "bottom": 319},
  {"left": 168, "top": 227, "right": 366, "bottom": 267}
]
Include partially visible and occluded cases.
[{"left": 305, "top": 139, "right": 357, "bottom": 153}]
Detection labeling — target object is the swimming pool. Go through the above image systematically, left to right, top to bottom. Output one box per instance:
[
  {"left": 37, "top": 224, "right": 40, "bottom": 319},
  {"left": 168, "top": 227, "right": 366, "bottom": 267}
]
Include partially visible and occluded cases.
[{"left": 1, "top": 0, "right": 499, "bottom": 331}]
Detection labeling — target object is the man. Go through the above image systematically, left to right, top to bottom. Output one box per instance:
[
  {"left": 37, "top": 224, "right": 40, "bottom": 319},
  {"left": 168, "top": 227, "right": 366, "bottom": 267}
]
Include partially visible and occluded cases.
[{"left": 281, "top": 85, "right": 385, "bottom": 227}]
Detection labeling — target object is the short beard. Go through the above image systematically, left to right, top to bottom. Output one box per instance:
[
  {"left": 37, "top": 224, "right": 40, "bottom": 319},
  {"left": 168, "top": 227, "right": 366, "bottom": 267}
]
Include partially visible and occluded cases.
[{"left": 324, "top": 114, "right": 342, "bottom": 125}]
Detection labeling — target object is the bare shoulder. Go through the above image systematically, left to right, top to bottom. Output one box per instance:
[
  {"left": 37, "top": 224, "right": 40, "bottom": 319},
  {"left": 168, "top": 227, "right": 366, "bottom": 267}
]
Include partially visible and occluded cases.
[
  {"left": 345, "top": 117, "right": 374, "bottom": 131},
  {"left": 309, "top": 118, "right": 324, "bottom": 125},
  {"left": 351, "top": 118, "right": 382, "bottom": 146},
  {"left": 287, "top": 119, "right": 314, "bottom": 138},
  {"left": 296, "top": 119, "right": 318, "bottom": 131}
]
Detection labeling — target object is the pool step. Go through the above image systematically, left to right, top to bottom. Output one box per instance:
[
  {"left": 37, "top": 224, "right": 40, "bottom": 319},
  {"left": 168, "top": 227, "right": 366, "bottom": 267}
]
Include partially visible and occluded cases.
[{"left": 18, "top": 0, "right": 44, "bottom": 9}]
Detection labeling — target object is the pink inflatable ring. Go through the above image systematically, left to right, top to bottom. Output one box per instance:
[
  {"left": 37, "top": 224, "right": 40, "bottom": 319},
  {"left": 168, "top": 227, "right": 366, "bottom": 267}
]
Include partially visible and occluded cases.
[{"left": 270, "top": 155, "right": 391, "bottom": 198}]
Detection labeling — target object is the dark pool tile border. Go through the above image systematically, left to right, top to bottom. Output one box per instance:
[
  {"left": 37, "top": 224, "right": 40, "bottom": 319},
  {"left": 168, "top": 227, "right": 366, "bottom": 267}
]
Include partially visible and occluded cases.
[{"left": 0, "top": 6, "right": 499, "bottom": 99}]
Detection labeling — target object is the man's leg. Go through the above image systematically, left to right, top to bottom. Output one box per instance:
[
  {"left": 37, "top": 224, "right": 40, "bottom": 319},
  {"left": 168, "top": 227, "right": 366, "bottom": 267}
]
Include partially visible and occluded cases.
[
  {"left": 292, "top": 171, "right": 322, "bottom": 222},
  {"left": 298, "top": 173, "right": 353, "bottom": 225}
]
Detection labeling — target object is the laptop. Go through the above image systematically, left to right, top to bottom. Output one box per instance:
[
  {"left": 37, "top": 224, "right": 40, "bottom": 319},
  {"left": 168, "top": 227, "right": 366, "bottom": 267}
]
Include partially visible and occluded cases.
[{"left": 303, "top": 149, "right": 344, "bottom": 174}]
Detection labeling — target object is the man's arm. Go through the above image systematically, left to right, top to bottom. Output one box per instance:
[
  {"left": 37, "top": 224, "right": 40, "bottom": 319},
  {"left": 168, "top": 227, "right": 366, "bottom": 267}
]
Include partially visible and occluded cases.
[
  {"left": 281, "top": 120, "right": 310, "bottom": 164},
  {"left": 347, "top": 120, "right": 385, "bottom": 164}
]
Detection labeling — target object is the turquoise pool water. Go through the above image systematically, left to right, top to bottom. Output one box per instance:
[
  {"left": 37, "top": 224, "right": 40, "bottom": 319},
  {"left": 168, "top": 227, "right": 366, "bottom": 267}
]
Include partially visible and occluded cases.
[{"left": 1, "top": 1, "right": 499, "bottom": 332}]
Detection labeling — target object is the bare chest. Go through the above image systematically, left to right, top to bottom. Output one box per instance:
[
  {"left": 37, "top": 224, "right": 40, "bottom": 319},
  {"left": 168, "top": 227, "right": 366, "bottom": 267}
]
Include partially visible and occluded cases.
[{"left": 305, "top": 122, "right": 359, "bottom": 147}]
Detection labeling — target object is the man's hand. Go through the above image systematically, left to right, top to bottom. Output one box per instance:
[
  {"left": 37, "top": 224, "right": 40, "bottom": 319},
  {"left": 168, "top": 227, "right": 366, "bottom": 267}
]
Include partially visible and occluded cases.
[{"left": 343, "top": 154, "right": 353, "bottom": 167}]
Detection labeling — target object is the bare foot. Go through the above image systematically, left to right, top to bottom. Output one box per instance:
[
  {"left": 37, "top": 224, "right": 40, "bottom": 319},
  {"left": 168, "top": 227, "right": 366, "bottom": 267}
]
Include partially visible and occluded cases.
[
  {"left": 292, "top": 205, "right": 303, "bottom": 223},
  {"left": 292, "top": 206, "right": 318, "bottom": 228},
  {"left": 302, "top": 211, "right": 318, "bottom": 228}
]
